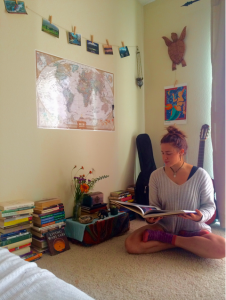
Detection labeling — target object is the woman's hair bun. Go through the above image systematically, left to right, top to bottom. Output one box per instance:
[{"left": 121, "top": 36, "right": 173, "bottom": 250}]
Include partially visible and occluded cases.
[
  {"left": 161, "top": 125, "right": 188, "bottom": 154},
  {"left": 166, "top": 125, "right": 187, "bottom": 139}
]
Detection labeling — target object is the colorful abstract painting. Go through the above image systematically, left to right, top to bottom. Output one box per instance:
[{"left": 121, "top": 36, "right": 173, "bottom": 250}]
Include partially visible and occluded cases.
[{"left": 164, "top": 84, "right": 187, "bottom": 124}]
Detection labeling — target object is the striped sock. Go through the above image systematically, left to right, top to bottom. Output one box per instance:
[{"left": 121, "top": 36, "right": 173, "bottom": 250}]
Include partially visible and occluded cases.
[
  {"left": 142, "top": 229, "right": 177, "bottom": 245},
  {"left": 178, "top": 230, "right": 210, "bottom": 237}
]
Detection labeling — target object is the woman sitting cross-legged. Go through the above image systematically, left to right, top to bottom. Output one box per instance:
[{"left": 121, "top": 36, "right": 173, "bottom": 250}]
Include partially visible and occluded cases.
[{"left": 125, "top": 125, "right": 225, "bottom": 259}]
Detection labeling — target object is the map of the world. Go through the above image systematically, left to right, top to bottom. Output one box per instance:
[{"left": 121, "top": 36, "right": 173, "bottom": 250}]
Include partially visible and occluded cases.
[{"left": 36, "top": 51, "right": 114, "bottom": 131}]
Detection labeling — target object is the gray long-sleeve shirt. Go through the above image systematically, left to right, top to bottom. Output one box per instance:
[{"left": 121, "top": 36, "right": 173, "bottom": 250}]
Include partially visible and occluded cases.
[{"left": 149, "top": 167, "right": 215, "bottom": 234}]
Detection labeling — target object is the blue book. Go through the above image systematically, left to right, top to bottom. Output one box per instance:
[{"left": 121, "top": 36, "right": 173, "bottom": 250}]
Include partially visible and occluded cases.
[
  {"left": 40, "top": 211, "right": 65, "bottom": 219},
  {"left": 40, "top": 216, "right": 65, "bottom": 225},
  {"left": 38, "top": 219, "right": 66, "bottom": 227},
  {"left": 0, "top": 229, "right": 27, "bottom": 240}
]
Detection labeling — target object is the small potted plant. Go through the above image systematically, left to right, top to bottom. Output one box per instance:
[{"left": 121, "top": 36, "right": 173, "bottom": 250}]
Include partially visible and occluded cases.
[{"left": 110, "top": 204, "right": 118, "bottom": 216}]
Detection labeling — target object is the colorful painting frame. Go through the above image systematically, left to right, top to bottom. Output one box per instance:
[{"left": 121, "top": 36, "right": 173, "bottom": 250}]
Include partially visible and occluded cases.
[{"left": 164, "top": 84, "right": 187, "bottom": 124}]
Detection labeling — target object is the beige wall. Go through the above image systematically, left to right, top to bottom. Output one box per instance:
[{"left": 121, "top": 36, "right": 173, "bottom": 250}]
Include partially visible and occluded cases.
[
  {"left": 0, "top": 0, "right": 145, "bottom": 217},
  {"left": 144, "top": 0, "right": 213, "bottom": 176}
]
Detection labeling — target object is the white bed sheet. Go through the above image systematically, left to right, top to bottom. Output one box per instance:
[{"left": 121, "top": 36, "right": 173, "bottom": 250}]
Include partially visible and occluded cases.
[{"left": 0, "top": 248, "right": 94, "bottom": 300}]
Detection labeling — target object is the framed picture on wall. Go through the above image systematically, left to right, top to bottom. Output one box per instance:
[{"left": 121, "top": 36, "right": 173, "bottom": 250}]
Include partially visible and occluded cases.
[{"left": 164, "top": 84, "right": 187, "bottom": 124}]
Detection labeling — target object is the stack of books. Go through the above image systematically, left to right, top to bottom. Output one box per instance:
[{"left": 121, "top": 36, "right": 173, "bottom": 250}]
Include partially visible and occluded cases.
[
  {"left": 126, "top": 185, "right": 135, "bottom": 197},
  {"left": 108, "top": 190, "right": 133, "bottom": 202},
  {"left": 109, "top": 190, "right": 136, "bottom": 220},
  {"left": 31, "top": 198, "right": 66, "bottom": 253},
  {"left": 0, "top": 200, "right": 34, "bottom": 258},
  {"left": 81, "top": 203, "right": 108, "bottom": 215},
  {"left": 21, "top": 250, "right": 43, "bottom": 262}
]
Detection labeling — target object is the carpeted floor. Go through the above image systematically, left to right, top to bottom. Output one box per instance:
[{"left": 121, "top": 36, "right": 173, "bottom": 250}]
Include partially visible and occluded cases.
[{"left": 36, "top": 219, "right": 225, "bottom": 300}]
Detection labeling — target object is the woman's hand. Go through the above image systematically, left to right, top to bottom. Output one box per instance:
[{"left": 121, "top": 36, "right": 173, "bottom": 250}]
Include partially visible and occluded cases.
[
  {"left": 178, "top": 209, "right": 203, "bottom": 222},
  {"left": 146, "top": 216, "right": 163, "bottom": 224}
]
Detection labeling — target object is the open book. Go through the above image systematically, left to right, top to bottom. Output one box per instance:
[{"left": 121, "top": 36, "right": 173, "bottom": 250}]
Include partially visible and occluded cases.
[{"left": 110, "top": 200, "right": 196, "bottom": 219}]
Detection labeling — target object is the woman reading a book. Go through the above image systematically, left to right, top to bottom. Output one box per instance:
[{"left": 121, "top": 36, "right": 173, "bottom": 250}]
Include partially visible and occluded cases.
[{"left": 125, "top": 126, "right": 225, "bottom": 259}]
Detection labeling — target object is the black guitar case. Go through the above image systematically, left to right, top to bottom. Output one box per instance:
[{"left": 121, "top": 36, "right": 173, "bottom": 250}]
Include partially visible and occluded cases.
[{"left": 135, "top": 134, "right": 156, "bottom": 205}]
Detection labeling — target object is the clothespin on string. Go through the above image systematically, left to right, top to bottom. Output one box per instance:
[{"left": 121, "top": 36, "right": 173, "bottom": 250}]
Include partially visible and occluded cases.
[
  {"left": 15, "top": 0, "right": 18, "bottom": 3},
  {"left": 49, "top": 16, "right": 52, "bottom": 24},
  {"left": 73, "top": 26, "right": 76, "bottom": 35},
  {"left": 91, "top": 35, "right": 94, "bottom": 43},
  {"left": 106, "top": 39, "right": 109, "bottom": 45},
  {"left": 121, "top": 41, "right": 125, "bottom": 48}
]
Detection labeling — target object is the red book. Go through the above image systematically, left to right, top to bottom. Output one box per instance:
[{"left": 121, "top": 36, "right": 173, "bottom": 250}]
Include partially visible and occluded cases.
[
  {"left": 108, "top": 195, "right": 132, "bottom": 202},
  {"left": 120, "top": 195, "right": 132, "bottom": 202},
  {"left": 82, "top": 205, "right": 107, "bottom": 214},
  {"left": 9, "top": 243, "right": 31, "bottom": 252}
]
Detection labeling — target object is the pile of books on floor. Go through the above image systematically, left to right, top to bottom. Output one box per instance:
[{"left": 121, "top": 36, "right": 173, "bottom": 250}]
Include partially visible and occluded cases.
[
  {"left": 126, "top": 185, "right": 135, "bottom": 197},
  {"left": 108, "top": 190, "right": 134, "bottom": 203},
  {"left": 109, "top": 190, "right": 136, "bottom": 220},
  {"left": 81, "top": 192, "right": 107, "bottom": 216},
  {"left": 31, "top": 198, "right": 66, "bottom": 254},
  {"left": 0, "top": 199, "right": 42, "bottom": 261}
]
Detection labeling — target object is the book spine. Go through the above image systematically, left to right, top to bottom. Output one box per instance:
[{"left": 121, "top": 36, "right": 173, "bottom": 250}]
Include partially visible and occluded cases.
[
  {"left": 110, "top": 191, "right": 131, "bottom": 197},
  {"left": 109, "top": 195, "right": 132, "bottom": 201},
  {"left": 120, "top": 195, "right": 133, "bottom": 202},
  {"left": 35, "top": 201, "right": 62, "bottom": 209},
  {"left": 2, "top": 203, "right": 34, "bottom": 211},
  {"left": 81, "top": 204, "right": 107, "bottom": 210},
  {"left": 0, "top": 206, "right": 34, "bottom": 214},
  {"left": 34, "top": 206, "right": 64, "bottom": 214},
  {"left": 82, "top": 206, "right": 107, "bottom": 214},
  {"left": 33, "top": 209, "right": 64, "bottom": 218},
  {"left": 0, "top": 210, "right": 33, "bottom": 217},
  {"left": 39, "top": 211, "right": 65, "bottom": 219},
  {"left": 3, "top": 213, "right": 33, "bottom": 221},
  {"left": 2, "top": 214, "right": 31, "bottom": 221},
  {"left": 34, "top": 214, "right": 65, "bottom": 224},
  {"left": 3, "top": 217, "right": 32, "bottom": 227},
  {"left": 40, "top": 217, "right": 63, "bottom": 225},
  {"left": 38, "top": 219, "right": 66, "bottom": 227},
  {"left": 32, "top": 222, "right": 66, "bottom": 231},
  {"left": 0, "top": 223, "right": 32, "bottom": 233},
  {"left": 0, "top": 229, "right": 27, "bottom": 239},
  {"left": 0, "top": 232, "right": 31, "bottom": 246},
  {"left": 6, "top": 232, "right": 31, "bottom": 240},
  {"left": 0, "top": 233, "right": 32, "bottom": 246},
  {"left": 31, "top": 241, "right": 48, "bottom": 248},
  {"left": 9, "top": 243, "right": 31, "bottom": 252},
  {"left": 14, "top": 246, "right": 31, "bottom": 256},
  {"left": 20, "top": 251, "right": 33, "bottom": 259},
  {"left": 25, "top": 253, "right": 42, "bottom": 262}
]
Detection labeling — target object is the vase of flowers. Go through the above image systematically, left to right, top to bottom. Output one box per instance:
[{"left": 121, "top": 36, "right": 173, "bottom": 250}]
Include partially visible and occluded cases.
[
  {"left": 71, "top": 165, "right": 109, "bottom": 221},
  {"left": 73, "top": 201, "right": 82, "bottom": 221}
]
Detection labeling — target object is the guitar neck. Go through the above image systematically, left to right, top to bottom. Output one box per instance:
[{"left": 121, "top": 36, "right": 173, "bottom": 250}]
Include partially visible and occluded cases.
[{"left": 197, "top": 140, "right": 205, "bottom": 168}]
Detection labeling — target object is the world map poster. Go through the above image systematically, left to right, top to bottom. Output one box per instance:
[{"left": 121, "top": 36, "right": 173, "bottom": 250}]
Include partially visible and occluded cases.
[
  {"left": 36, "top": 51, "right": 114, "bottom": 131},
  {"left": 164, "top": 84, "right": 187, "bottom": 125}
]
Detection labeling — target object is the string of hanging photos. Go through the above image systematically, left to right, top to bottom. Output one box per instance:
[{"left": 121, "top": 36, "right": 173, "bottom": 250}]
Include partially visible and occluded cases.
[{"left": 3, "top": 1, "right": 144, "bottom": 88}]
